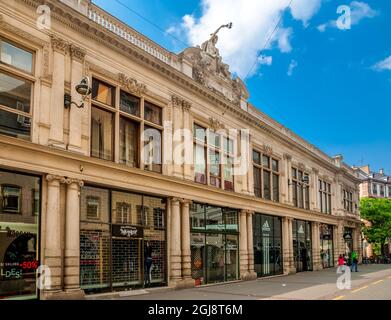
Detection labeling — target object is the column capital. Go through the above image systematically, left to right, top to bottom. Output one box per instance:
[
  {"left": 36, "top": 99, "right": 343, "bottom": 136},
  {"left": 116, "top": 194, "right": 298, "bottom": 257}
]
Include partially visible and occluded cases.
[
  {"left": 51, "top": 36, "right": 69, "bottom": 54},
  {"left": 70, "top": 45, "right": 86, "bottom": 62},
  {"left": 283, "top": 153, "right": 292, "bottom": 161},
  {"left": 312, "top": 167, "right": 319, "bottom": 174},
  {"left": 46, "top": 174, "right": 67, "bottom": 184},
  {"left": 65, "top": 177, "right": 84, "bottom": 187},
  {"left": 170, "top": 197, "right": 181, "bottom": 204},
  {"left": 180, "top": 199, "right": 192, "bottom": 206}
]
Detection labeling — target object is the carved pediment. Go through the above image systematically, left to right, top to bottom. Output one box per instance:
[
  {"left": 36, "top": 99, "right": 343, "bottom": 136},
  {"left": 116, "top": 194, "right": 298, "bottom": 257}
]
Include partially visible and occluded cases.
[{"left": 119, "top": 73, "right": 147, "bottom": 95}]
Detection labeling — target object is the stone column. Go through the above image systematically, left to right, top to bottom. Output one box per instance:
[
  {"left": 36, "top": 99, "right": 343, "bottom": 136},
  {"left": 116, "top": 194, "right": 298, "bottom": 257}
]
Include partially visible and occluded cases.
[
  {"left": 49, "top": 37, "right": 67, "bottom": 149},
  {"left": 68, "top": 46, "right": 86, "bottom": 154},
  {"left": 45, "top": 174, "right": 65, "bottom": 292},
  {"left": 64, "top": 178, "right": 84, "bottom": 295},
  {"left": 170, "top": 198, "right": 182, "bottom": 282},
  {"left": 181, "top": 199, "right": 192, "bottom": 279},
  {"left": 239, "top": 210, "right": 249, "bottom": 279},
  {"left": 246, "top": 211, "right": 257, "bottom": 280},
  {"left": 282, "top": 217, "right": 293, "bottom": 274},
  {"left": 288, "top": 218, "right": 296, "bottom": 273},
  {"left": 312, "top": 222, "right": 322, "bottom": 270},
  {"left": 333, "top": 224, "right": 339, "bottom": 266},
  {"left": 354, "top": 224, "right": 362, "bottom": 263}
]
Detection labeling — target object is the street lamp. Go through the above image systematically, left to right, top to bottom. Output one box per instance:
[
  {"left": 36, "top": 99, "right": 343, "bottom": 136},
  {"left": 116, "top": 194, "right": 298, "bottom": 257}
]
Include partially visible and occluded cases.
[{"left": 64, "top": 77, "right": 92, "bottom": 109}]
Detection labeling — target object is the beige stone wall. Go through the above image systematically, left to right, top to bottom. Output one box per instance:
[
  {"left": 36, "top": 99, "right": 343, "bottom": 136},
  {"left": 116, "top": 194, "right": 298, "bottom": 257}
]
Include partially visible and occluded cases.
[{"left": 0, "top": 0, "right": 363, "bottom": 299}]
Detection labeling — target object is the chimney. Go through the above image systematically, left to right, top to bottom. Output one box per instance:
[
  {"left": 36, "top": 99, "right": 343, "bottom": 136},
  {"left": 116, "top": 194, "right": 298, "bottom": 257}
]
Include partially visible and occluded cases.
[
  {"left": 333, "top": 154, "right": 343, "bottom": 168},
  {"left": 379, "top": 168, "right": 384, "bottom": 175}
]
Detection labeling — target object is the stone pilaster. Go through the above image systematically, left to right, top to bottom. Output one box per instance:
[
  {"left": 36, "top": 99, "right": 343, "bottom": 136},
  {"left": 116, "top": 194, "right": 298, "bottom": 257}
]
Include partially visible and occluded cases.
[
  {"left": 48, "top": 37, "right": 67, "bottom": 149},
  {"left": 68, "top": 45, "right": 86, "bottom": 154},
  {"left": 171, "top": 96, "right": 184, "bottom": 179},
  {"left": 182, "top": 102, "right": 193, "bottom": 181},
  {"left": 283, "top": 153, "right": 293, "bottom": 205},
  {"left": 311, "top": 168, "right": 319, "bottom": 211},
  {"left": 44, "top": 174, "right": 66, "bottom": 293},
  {"left": 64, "top": 178, "right": 84, "bottom": 297},
  {"left": 181, "top": 199, "right": 192, "bottom": 279},
  {"left": 239, "top": 210, "right": 249, "bottom": 279},
  {"left": 246, "top": 211, "right": 257, "bottom": 280},
  {"left": 282, "top": 217, "right": 294, "bottom": 274},
  {"left": 312, "top": 222, "right": 322, "bottom": 270},
  {"left": 333, "top": 224, "right": 339, "bottom": 266}
]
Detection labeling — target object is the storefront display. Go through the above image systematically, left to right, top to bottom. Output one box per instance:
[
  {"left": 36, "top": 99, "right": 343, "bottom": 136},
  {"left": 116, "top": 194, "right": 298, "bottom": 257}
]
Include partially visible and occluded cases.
[
  {"left": 0, "top": 170, "right": 40, "bottom": 300},
  {"left": 80, "top": 186, "right": 167, "bottom": 294},
  {"left": 190, "top": 204, "right": 239, "bottom": 285},
  {"left": 253, "top": 214, "right": 283, "bottom": 277},
  {"left": 292, "top": 219, "right": 312, "bottom": 272},
  {"left": 319, "top": 224, "right": 334, "bottom": 268}
]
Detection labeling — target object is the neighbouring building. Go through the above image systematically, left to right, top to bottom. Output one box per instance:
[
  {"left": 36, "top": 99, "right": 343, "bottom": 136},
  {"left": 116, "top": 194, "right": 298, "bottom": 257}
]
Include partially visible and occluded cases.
[
  {"left": 0, "top": 0, "right": 362, "bottom": 300},
  {"left": 353, "top": 165, "right": 391, "bottom": 257}
]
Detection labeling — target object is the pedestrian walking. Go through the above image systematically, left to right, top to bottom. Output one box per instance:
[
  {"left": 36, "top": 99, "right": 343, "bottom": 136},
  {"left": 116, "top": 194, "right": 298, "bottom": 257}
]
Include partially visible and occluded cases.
[
  {"left": 144, "top": 241, "right": 153, "bottom": 287},
  {"left": 351, "top": 250, "right": 358, "bottom": 272},
  {"left": 338, "top": 254, "right": 345, "bottom": 271}
]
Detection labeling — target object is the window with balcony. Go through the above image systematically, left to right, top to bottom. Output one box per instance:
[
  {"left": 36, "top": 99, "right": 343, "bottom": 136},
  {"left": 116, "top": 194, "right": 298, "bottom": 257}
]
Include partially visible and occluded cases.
[{"left": 0, "top": 39, "right": 34, "bottom": 141}]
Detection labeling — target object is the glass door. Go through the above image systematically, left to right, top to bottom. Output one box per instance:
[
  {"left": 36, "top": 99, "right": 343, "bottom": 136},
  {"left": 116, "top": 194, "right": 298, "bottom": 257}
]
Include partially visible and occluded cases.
[{"left": 206, "top": 234, "right": 225, "bottom": 283}]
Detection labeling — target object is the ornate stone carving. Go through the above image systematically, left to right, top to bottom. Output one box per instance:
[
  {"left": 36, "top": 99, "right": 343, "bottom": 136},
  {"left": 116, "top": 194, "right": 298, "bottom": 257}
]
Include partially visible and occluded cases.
[
  {"left": 51, "top": 36, "right": 69, "bottom": 54},
  {"left": 70, "top": 45, "right": 86, "bottom": 62},
  {"left": 118, "top": 73, "right": 147, "bottom": 95},
  {"left": 171, "top": 95, "right": 192, "bottom": 111},
  {"left": 209, "top": 117, "right": 225, "bottom": 131},
  {"left": 263, "top": 144, "right": 273, "bottom": 155},
  {"left": 283, "top": 153, "right": 292, "bottom": 161},
  {"left": 298, "top": 162, "right": 306, "bottom": 171},
  {"left": 312, "top": 167, "right": 319, "bottom": 174},
  {"left": 46, "top": 174, "right": 67, "bottom": 184},
  {"left": 64, "top": 178, "right": 84, "bottom": 187}
]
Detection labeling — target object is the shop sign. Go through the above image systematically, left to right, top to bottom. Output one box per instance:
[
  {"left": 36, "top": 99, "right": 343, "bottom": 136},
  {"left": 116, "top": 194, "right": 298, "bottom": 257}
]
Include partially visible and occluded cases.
[
  {"left": 262, "top": 221, "right": 271, "bottom": 233},
  {"left": 112, "top": 225, "right": 143, "bottom": 238},
  {"left": 298, "top": 225, "right": 305, "bottom": 234},
  {"left": 343, "top": 233, "right": 352, "bottom": 240}
]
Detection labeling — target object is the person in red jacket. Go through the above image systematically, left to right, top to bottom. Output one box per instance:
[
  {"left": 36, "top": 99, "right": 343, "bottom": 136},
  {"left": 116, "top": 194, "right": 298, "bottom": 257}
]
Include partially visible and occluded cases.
[{"left": 338, "top": 254, "right": 346, "bottom": 271}]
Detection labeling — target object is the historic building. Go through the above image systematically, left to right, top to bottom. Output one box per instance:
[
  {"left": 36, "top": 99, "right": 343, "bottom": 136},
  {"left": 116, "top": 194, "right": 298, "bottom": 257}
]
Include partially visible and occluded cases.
[{"left": 0, "top": 0, "right": 362, "bottom": 300}]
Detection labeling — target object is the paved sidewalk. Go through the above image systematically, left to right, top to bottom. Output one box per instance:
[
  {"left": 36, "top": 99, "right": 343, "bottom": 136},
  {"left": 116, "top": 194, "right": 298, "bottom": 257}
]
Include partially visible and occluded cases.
[{"left": 86, "top": 264, "right": 391, "bottom": 300}]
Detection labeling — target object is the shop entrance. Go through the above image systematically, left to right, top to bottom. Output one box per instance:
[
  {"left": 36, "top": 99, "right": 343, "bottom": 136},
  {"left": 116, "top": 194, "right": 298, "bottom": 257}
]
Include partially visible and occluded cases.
[
  {"left": 293, "top": 219, "right": 312, "bottom": 272},
  {"left": 111, "top": 225, "right": 144, "bottom": 290}
]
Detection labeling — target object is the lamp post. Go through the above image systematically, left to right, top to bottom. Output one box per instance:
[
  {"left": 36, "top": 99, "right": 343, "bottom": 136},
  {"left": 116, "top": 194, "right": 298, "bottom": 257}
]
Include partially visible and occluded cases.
[{"left": 64, "top": 76, "right": 92, "bottom": 109}]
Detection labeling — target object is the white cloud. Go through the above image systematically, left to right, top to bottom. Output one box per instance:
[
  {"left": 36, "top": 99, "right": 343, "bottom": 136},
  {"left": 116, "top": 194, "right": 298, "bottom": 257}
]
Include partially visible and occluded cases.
[
  {"left": 174, "top": 0, "right": 323, "bottom": 78},
  {"left": 317, "top": 1, "right": 379, "bottom": 32},
  {"left": 259, "top": 55, "right": 273, "bottom": 66},
  {"left": 372, "top": 56, "right": 391, "bottom": 72},
  {"left": 287, "top": 59, "right": 298, "bottom": 76}
]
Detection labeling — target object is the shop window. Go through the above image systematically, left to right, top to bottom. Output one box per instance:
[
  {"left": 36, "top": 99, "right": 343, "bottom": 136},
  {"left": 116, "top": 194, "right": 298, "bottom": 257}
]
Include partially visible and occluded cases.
[
  {"left": 92, "top": 78, "right": 115, "bottom": 106},
  {"left": 120, "top": 91, "right": 140, "bottom": 117},
  {"left": 144, "top": 101, "right": 162, "bottom": 125},
  {"left": 91, "top": 106, "right": 114, "bottom": 161},
  {"left": 291, "top": 167, "right": 310, "bottom": 209},
  {"left": 0, "top": 171, "right": 40, "bottom": 300},
  {"left": 319, "top": 179, "right": 331, "bottom": 214},
  {"left": 1, "top": 185, "right": 21, "bottom": 214},
  {"left": 86, "top": 196, "right": 100, "bottom": 220},
  {"left": 115, "top": 202, "right": 130, "bottom": 224},
  {"left": 137, "top": 205, "right": 148, "bottom": 226},
  {"left": 153, "top": 208, "right": 165, "bottom": 229}
]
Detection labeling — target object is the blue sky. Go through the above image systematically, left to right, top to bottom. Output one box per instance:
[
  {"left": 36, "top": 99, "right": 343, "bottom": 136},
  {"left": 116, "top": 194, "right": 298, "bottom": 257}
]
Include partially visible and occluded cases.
[{"left": 93, "top": 0, "right": 391, "bottom": 174}]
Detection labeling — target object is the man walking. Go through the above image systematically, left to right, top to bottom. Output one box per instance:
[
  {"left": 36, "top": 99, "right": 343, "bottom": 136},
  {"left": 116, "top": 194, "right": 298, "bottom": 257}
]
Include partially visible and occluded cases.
[{"left": 351, "top": 250, "right": 358, "bottom": 272}]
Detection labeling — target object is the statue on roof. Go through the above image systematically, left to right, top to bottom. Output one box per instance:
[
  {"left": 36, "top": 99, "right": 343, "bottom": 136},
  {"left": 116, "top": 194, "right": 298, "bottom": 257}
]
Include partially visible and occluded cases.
[{"left": 201, "top": 22, "right": 233, "bottom": 58}]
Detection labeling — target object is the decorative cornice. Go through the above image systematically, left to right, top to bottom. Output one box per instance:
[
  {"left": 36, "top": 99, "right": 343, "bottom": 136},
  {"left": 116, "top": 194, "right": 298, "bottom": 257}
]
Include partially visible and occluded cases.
[
  {"left": 70, "top": 44, "right": 86, "bottom": 62},
  {"left": 119, "top": 73, "right": 147, "bottom": 95}
]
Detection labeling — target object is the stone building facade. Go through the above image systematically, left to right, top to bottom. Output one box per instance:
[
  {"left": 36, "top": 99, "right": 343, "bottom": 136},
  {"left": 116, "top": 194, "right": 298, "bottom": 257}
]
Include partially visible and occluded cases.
[{"left": 0, "top": 0, "right": 362, "bottom": 300}]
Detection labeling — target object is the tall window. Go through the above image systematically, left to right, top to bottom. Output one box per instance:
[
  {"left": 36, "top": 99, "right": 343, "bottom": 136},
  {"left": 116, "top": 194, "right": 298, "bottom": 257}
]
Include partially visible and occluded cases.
[
  {"left": 0, "top": 39, "right": 34, "bottom": 141},
  {"left": 90, "top": 78, "right": 163, "bottom": 173},
  {"left": 193, "top": 124, "right": 235, "bottom": 191},
  {"left": 253, "top": 150, "right": 279, "bottom": 201},
  {"left": 291, "top": 168, "right": 310, "bottom": 209},
  {"left": 319, "top": 179, "right": 331, "bottom": 214},
  {"left": 372, "top": 183, "right": 377, "bottom": 195},
  {"left": 380, "top": 185, "right": 385, "bottom": 197},
  {"left": 343, "top": 190, "right": 353, "bottom": 213}
]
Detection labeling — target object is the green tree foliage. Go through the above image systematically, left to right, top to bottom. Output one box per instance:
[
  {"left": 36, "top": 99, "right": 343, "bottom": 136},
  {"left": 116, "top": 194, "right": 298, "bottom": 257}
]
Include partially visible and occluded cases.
[{"left": 360, "top": 198, "right": 391, "bottom": 255}]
